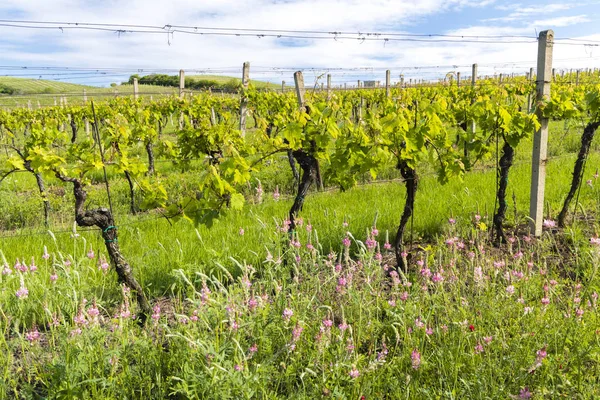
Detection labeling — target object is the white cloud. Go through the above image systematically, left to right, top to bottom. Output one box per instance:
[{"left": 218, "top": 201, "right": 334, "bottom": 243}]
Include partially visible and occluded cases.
[
  {"left": 0, "top": 0, "right": 597, "bottom": 86},
  {"left": 532, "top": 15, "right": 591, "bottom": 27}
]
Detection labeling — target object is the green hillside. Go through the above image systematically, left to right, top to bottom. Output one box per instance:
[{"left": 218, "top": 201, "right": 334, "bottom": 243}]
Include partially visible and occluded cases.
[
  {"left": 0, "top": 74, "right": 282, "bottom": 108},
  {"left": 186, "top": 74, "right": 281, "bottom": 89},
  {"left": 0, "top": 77, "right": 179, "bottom": 108}
]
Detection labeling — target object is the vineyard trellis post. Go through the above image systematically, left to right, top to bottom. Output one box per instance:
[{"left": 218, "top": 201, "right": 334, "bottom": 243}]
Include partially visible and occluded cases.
[
  {"left": 529, "top": 29, "right": 554, "bottom": 237},
  {"left": 239, "top": 62, "right": 250, "bottom": 137},
  {"left": 471, "top": 63, "right": 478, "bottom": 137},
  {"left": 528, "top": 67, "right": 534, "bottom": 113},
  {"left": 179, "top": 69, "right": 185, "bottom": 98},
  {"left": 576, "top": 69, "right": 580, "bottom": 86},
  {"left": 385, "top": 70, "right": 391, "bottom": 97},
  {"left": 293, "top": 71, "right": 305, "bottom": 110},
  {"left": 457, "top": 72, "right": 461, "bottom": 87},
  {"left": 327, "top": 74, "right": 332, "bottom": 100},
  {"left": 400, "top": 74, "right": 404, "bottom": 88},
  {"left": 133, "top": 78, "right": 139, "bottom": 100},
  {"left": 281, "top": 80, "right": 285, "bottom": 93}
]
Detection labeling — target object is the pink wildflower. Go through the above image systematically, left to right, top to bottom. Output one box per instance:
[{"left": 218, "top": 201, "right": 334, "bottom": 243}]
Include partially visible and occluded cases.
[
  {"left": 15, "top": 286, "right": 29, "bottom": 299},
  {"left": 283, "top": 308, "right": 293, "bottom": 321},
  {"left": 25, "top": 329, "right": 40, "bottom": 343},
  {"left": 474, "top": 343, "right": 484, "bottom": 354},
  {"left": 411, "top": 349, "right": 421, "bottom": 369}
]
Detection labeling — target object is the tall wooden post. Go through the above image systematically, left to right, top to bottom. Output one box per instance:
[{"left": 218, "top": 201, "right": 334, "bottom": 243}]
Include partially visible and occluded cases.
[
  {"left": 529, "top": 30, "right": 554, "bottom": 237},
  {"left": 239, "top": 62, "right": 250, "bottom": 136},
  {"left": 471, "top": 64, "right": 478, "bottom": 135},
  {"left": 527, "top": 67, "right": 534, "bottom": 113},
  {"left": 552, "top": 68, "right": 556, "bottom": 82},
  {"left": 576, "top": 69, "right": 580, "bottom": 86},
  {"left": 179, "top": 70, "right": 185, "bottom": 98},
  {"left": 385, "top": 70, "right": 391, "bottom": 97},
  {"left": 293, "top": 71, "right": 305, "bottom": 109},
  {"left": 457, "top": 72, "right": 461, "bottom": 87},
  {"left": 499, "top": 73, "right": 503, "bottom": 83},
  {"left": 326, "top": 74, "right": 332, "bottom": 100},
  {"left": 400, "top": 75, "right": 404, "bottom": 88},
  {"left": 133, "top": 78, "right": 139, "bottom": 100},
  {"left": 281, "top": 80, "right": 285, "bottom": 93}
]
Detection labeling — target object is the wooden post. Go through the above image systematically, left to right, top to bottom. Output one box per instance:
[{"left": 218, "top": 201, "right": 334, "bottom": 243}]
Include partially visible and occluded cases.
[
  {"left": 529, "top": 30, "right": 554, "bottom": 237},
  {"left": 239, "top": 62, "right": 250, "bottom": 136},
  {"left": 471, "top": 64, "right": 478, "bottom": 135},
  {"left": 527, "top": 67, "right": 534, "bottom": 113},
  {"left": 552, "top": 68, "right": 556, "bottom": 82},
  {"left": 179, "top": 69, "right": 185, "bottom": 98},
  {"left": 576, "top": 69, "right": 580, "bottom": 86},
  {"left": 385, "top": 70, "right": 391, "bottom": 98},
  {"left": 293, "top": 71, "right": 305, "bottom": 109},
  {"left": 457, "top": 72, "right": 461, "bottom": 87},
  {"left": 499, "top": 73, "right": 503, "bottom": 83},
  {"left": 327, "top": 74, "right": 332, "bottom": 100},
  {"left": 400, "top": 75, "right": 404, "bottom": 88},
  {"left": 133, "top": 78, "right": 139, "bottom": 100},
  {"left": 409, "top": 78, "right": 413, "bottom": 87},
  {"left": 281, "top": 80, "right": 285, "bottom": 93},
  {"left": 357, "top": 80, "right": 361, "bottom": 88},
  {"left": 359, "top": 97, "right": 364, "bottom": 122}
]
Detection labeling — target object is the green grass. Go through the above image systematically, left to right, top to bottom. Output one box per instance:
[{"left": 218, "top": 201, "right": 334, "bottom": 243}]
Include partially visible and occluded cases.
[
  {"left": 1, "top": 101, "right": 600, "bottom": 397},
  {"left": 2, "top": 150, "right": 599, "bottom": 294}
]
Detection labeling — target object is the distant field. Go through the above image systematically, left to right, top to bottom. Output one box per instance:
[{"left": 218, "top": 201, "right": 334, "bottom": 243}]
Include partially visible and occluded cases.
[
  {"left": 186, "top": 74, "right": 281, "bottom": 89},
  {"left": 0, "top": 75, "right": 285, "bottom": 108},
  {"left": 0, "top": 77, "right": 180, "bottom": 108}
]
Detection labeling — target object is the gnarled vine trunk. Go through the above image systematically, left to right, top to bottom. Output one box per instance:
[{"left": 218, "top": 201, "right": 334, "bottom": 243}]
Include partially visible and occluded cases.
[
  {"left": 70, "top": 115, "right": 78, "bottom": 144},
  {"left": 558, "top": 121, "right": 600, "bottom": 227},
  {"left": 145, "top": 141, "right": 155, "bottom": 176},
  {"left": 493, "top": 141, "right": 514, "bottom": 245},
  {"left": 114, "top": 143, "right": 137, "bottom": 214},
  {"left": 287, "top": 149, "right": 300, "bottom": 186},
  {"left": 289, "top": 149, "right": 317, "bottom": 232},
  {"left": 22, "top": 159, "right": 50, "bottom": 227},
  {"left": 394, "top": 160, "right": 418, "bottom": 273},
  {"left": 34, "top": 173, "right": 50, "bottom": 227},
  {"left": 63, "top": 177, "right": 150, "bottom": 322}
]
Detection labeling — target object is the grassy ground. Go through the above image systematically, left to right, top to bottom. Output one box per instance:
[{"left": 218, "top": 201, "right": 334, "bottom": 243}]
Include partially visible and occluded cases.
[
  {"left": 1, "top": 107, "right": 600, "bottom": 396},
  {"left": 2, "top": 149, "right": 599, "bottom": 295}
]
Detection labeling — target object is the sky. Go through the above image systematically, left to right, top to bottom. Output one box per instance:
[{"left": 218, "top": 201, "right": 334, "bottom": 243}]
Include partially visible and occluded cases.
[{"left": 0, "top": 0, "right": 600, "bottom": 87}]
